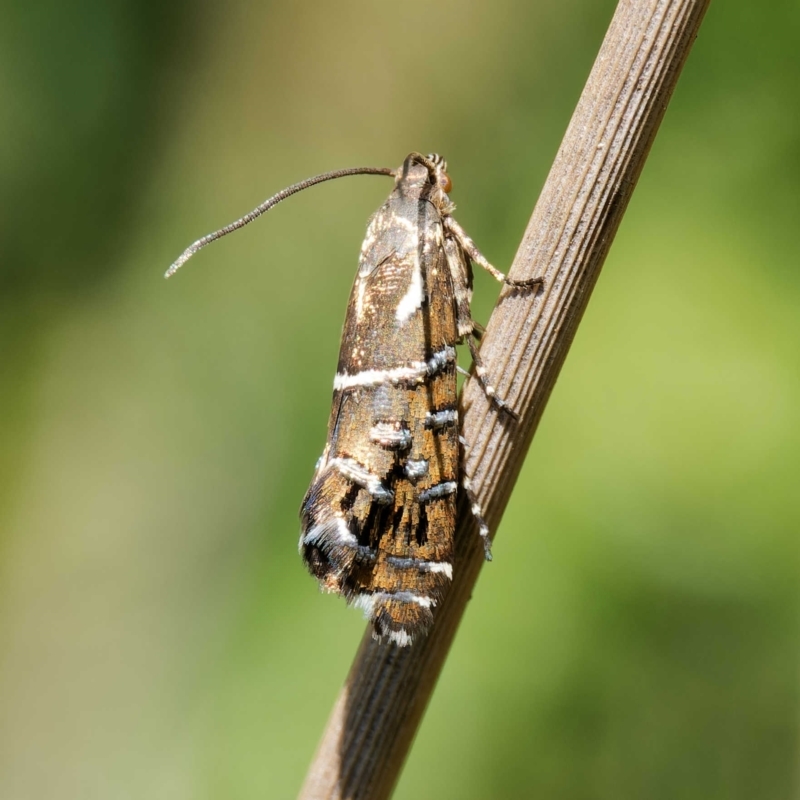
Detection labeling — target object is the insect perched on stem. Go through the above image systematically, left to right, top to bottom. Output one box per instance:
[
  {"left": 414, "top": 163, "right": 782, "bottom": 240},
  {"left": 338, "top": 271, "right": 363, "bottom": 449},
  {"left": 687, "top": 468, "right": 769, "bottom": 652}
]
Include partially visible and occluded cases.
[{"left": 167, "top": 152, "right": 542, "bottom": 646}]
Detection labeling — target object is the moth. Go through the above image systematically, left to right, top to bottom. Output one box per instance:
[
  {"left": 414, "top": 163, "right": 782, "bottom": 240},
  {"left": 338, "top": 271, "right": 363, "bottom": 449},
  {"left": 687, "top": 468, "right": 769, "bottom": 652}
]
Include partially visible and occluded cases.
[{"left": 166, "top": 152, "right": 541, "bottom": 647}]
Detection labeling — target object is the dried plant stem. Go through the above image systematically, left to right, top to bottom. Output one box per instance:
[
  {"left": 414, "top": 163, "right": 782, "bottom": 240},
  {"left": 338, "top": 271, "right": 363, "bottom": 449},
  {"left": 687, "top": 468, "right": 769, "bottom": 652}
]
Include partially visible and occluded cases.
[{"left": 299, "top": 0, "right": 712, "bottom": 797}]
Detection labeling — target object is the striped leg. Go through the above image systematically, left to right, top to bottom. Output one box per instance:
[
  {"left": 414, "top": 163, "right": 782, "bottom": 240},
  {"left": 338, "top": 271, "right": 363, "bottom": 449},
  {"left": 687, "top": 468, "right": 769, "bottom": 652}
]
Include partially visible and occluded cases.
[
  {"left": 444, "top": 216, "right": 543, "bottom": 289},
  {"left": 467, "top": 334, "right": 519, "bottom": 420},
  {"left": 461, "top": 473, "right": 492, "bottom": 560}
]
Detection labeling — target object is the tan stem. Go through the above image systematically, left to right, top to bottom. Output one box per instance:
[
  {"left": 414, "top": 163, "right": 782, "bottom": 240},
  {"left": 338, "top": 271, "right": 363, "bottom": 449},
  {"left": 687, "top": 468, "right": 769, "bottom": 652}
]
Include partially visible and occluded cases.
[{"left": 299, "top": 0, "right": 712, "bottom": 797}]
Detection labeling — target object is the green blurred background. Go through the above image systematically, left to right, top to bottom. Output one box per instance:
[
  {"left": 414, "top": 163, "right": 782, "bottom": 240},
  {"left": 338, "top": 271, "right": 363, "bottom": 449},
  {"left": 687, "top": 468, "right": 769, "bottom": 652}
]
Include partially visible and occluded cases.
[{"left": 1, "top": 1, "right": 797, "bottom": 797}]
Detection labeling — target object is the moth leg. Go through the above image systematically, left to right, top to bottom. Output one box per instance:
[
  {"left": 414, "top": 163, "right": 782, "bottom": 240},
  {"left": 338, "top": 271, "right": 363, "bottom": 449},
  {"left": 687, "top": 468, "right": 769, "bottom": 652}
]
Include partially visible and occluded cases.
[
  {"left": 444, "top": 216, "right": 543, "bottom": 289},
  {"left": 471, "top": 321, "right": 486, "bottom": 341},
  {"left": 467, "top": 334, "right": 520, "bottom": 420},
  {"left": 461, "top": 473, "right": 492, "bottom": 560}
]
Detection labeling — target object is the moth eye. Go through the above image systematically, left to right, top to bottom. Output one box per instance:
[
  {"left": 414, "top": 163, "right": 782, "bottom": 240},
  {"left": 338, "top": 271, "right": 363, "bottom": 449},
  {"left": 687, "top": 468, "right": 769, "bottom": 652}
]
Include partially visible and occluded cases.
[{"left": 440, "top": 173, "right": 453, "bottom": 193}]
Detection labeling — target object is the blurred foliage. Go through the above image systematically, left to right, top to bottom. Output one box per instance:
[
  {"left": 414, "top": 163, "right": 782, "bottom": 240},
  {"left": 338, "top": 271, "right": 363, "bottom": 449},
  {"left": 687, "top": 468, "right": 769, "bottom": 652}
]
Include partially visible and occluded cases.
[{"left": 0, "top": 1, "right": 797, "bottom": 798}]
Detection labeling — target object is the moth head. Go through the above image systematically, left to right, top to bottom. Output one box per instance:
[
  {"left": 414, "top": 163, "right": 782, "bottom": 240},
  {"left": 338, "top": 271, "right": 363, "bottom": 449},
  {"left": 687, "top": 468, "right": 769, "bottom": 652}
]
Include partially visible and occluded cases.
[
  {"left": 400, "top": 152, "right": 453, "bottom": 195},
  {"left": 424, "top": 153, "right": 452, "bottom": 193}
]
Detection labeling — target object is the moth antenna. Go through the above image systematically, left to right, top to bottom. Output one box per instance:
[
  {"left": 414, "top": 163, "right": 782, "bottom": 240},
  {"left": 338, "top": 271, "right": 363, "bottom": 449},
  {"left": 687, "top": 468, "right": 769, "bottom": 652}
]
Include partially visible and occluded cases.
[{"left": 165, "top": 166, "right": 395, "bottom": 278}]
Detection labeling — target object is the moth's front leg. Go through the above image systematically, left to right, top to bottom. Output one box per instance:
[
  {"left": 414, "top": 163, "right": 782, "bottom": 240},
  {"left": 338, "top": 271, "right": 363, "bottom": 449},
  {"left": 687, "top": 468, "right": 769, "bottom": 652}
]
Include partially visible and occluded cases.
[{"left": 444, "top": 215, "right": 543, "bottom": 290}]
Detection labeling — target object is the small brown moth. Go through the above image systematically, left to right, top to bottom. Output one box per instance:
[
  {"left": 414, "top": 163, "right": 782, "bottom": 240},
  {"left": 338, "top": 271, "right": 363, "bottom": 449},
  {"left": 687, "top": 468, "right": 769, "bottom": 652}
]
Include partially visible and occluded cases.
[{"left": 166, "top": 152, "right": 541, "bottom": 647}]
